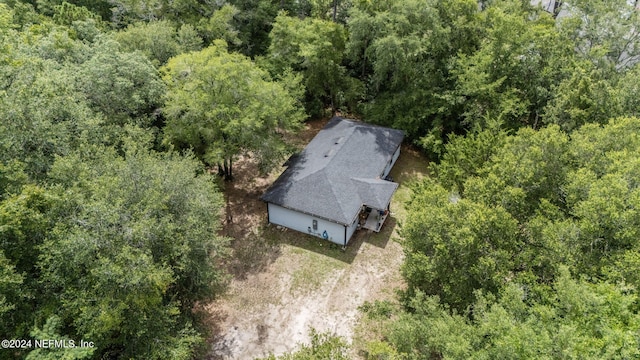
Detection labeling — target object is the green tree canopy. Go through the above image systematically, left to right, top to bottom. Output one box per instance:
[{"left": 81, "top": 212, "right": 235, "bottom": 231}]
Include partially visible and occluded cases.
[
  {"left": 345, "top": 0, "right": 480, "bottom": 153},
  {"left": 559, "top": 0, "right": 640, "bottom": 71},
  {"left": 454, "top": 1, "right": 570, "bottom": 127},
  {"left": 267, "top": 11, "right": 350, "bottom": 117},
  {"left": 114, "top": 20, "right": 203, "bottom": 66},
  {"left": 76, "top": 38, "right": 166, "bottom": 125},
  {"left": 162, "top": 40, "right": 305, "bottom": 179},
  {"left": 387, "top": 117, "right": 640, "bottom": 359},
  {"left": 403, "top": 117, "right": 640, "bottom": 312},
  {"left": 35, "top": 139, "right": 229, "bottom": 359},
  {"left": 384, "top": 269, "right": 640, "bottom": 360}
]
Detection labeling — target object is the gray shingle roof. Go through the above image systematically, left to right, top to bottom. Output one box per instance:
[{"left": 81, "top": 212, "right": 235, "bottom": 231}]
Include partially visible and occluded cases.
[{"left": 261, "top": 117, "right": 404, "bottom": 225}]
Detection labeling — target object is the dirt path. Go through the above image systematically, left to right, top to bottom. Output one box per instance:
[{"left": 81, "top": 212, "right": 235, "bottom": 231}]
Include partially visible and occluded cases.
[
  {"left": 205, "top": 119, "right": 428, "bottom": 359},
  {"left": 208, "top": 235, "right": 404, "bottom": 359}
]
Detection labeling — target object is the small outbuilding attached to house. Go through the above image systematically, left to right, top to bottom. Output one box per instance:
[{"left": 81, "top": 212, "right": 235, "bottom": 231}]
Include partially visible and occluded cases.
[{"left": 260, "top": 117, "right": 404, "bottom": 246}]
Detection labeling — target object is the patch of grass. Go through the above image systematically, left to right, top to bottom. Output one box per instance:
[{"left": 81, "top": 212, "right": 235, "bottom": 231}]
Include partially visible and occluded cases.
[
  {"left": 387, "top": 145, "right": 429, "bottom": 223},
  {"left": 259, "top": 225, "right": 351, "bottom": 294},
  {"left": 289, "top": 250, "right": 345, "bottom": 294}
]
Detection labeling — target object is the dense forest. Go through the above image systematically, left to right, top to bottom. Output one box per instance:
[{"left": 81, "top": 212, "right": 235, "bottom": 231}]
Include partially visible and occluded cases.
[{"left": 1, "top": 0, "right": 640, "bottom": 359}]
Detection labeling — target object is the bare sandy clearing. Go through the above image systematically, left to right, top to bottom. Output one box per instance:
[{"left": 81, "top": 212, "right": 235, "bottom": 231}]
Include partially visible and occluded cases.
[{"left": 208, "top": 232, "right": 405, "bottom": 360}]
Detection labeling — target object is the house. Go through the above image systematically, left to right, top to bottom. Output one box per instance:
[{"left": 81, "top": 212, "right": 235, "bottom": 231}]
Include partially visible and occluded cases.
[{"left": 261, "top": 117, "right": 404, "bottom": 246}]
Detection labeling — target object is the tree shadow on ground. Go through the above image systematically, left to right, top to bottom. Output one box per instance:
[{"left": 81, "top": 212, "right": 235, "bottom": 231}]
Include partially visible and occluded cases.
[
  {"left": 220, "top": 118, "right": 332, "bottom": 281},
  {"left": 250, "top": 210, "right": 398, "bottom": 266},
  {"left": 363, "top": 215, "right": 397, "bottom": 249}
]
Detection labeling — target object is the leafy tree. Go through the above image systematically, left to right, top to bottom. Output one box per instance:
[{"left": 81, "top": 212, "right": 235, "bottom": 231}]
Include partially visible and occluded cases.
[
  {"left": 32, "top": 0, "right": 112, "bottom": 20},
  {"left": 107, "top": 0, "right": 204, "bottom": 24},
  {"left": 108, "top": 0, "right": 241, "bottom": 43},
  {"left": 225, "top": 0, "right": 279, "bottom": 57},
  {"left": 345, "top": 0, "right": 480, "bottom": 150},
  {"left": 451, "top": 0, "right": 573, "bottom": 130},
  {"left": 559, "top": 0, "right": 640, "bottom": 71},
  {"left": 5, "top": 1, "right": 45, "bottom": 28},
  {"left": 51, "top": 1, "right": 104, "bottom": 27},
  {"left": 0, "top": 2, "right": 14, "bottom": 32},
  {"left": 195, "top": 4, "right": 240, "bottom": 47},
  {"left": 267, "top": 12, "right": 349, "bottom": 116},
  {"left": 0, "top": 13, "right": 231, "bottom": 356},
  {"left": 0, "top": 17, "right": 170, "bottom": 179},
  {"left": 114, "top": 20, "right": 203, "bottom": 66},
  {"left": 76, "top": 38, "right": 166, "bottom": 125},
  {"left": 162, "top": 40, "right": 305, "bottom": 179},
  {"left": 0, "top": 55, "right": 94, "bottom": 178},
  {"left": 543, "top": 60, "right": 619, "bottom": 131},
  {"left": 612, "top": 63, "right": 640, "bottom": 118},
  {"left": 394, "top": 116, "right": 640, "bottom": 358},
  {"left": 565, "top": 117, "right": 640, "bottom": 273},
  {"left": 429, "top": 119, "right": 508, "bottom": 193},
  {"left": 464, "top": 125, "right": 571, "bottom": 221},
  {"left": 38, "top": 140, "right": 229, "bottom": 359},
  {"left": 0, "top": 160, "right": 29, "bottom": 199},
  {"left": 401, "top": 179, "right": 521, "bottom": 312},
  {"left": 0, "top": 184, "right": 61, "bottom": 341},
  {"left": 0, "top": 185, "right": 56, "bottom": 279},
  {"left": 0, "top": 250, "right": 24, "bottom": 339},
  {"left": 385, "top": 269, "right": 640, "bottom": 360},
  {"left": 384, "top": 293, "right": 474, "bottom": 359},
  {"left": 26, "top": 316, "right": 94, "bottom": 360}
]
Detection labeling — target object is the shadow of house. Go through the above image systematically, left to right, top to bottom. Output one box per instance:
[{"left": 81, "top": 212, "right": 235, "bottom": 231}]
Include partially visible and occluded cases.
[{"left": 261, "top": 117, "right": 404, "bottom": 247}]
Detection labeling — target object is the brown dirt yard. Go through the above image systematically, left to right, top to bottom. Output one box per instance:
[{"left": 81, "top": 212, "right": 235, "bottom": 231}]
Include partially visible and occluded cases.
[{"left": 204, "top": 118, "right": 429, "bottom": 359}]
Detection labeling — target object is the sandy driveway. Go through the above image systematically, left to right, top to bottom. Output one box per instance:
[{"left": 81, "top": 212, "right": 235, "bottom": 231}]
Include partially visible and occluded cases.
[
  {"left": 204, "top": 119, "right": 426, "bottom": 359},
  {"left": 207, "top": 232, "right": 404, "bottom": 359}
]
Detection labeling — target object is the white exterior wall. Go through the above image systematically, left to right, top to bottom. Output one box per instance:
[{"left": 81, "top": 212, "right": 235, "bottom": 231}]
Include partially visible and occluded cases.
[
  {"left": 382, "top": 145, "right": 402, "bottom": 178},
  {"left": 267, "top": 203, "right": 348, "bottom": 245},
  {"left": 346, "top": 216, "right": 358, "bottom": 243}
]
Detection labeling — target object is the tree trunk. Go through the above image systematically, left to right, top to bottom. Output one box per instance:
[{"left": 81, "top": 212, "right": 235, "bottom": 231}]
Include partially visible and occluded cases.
[
  {"left": 332, "top": 0, "right": 338, "bottom": 22},
  {"left": 552, "top": 0, "right": 563, "bottom": 19},
  {"left": 362, "top": 40, "right": 368, "bottom": 78},
  {"left": 331, "top": 93, "right": 336, "bottom": 116},
  {"left": 224, "top": 157, "right": 233, "bottom": 181}
]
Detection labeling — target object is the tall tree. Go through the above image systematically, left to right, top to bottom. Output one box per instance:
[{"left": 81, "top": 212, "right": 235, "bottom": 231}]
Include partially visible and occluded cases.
[
  {"left": 33, "top": 0, "right": 112, "bottom": 20},
  {"left": 225, "top": 0, "right": 279, "bottom": 57},
  {"left": 345, "top": 0, "right": 480, "bottom": 152},
  {"left": 451, "top": 0, "right": 573, "bottom": 131},
  {"left": 559, "top": 0, "right": 640, "bottom": 71},
  {"left": 267, "top": 12, "right": 349, "bottom": 117},
  {"left": 114, "top": 20, "right": 203, "bottom": 66},
  {"left": 76, "top": 38, "right": 166, "bottom": 126},
  {"left": 162, "top": 40, "right": 305, "bottom": 179},
  {"left": 0, "top": 54, "right": 95, "bottom": 179},
  {"left": 543, "top": 60, "right": 619, "bottom": 131},
  {"left": 388, "top": 117, "right": 640, "bottom": 359},
  {"left": 37, "top": 140, "right": 229, "bottom": 359},
  {"left": 401, "top": 179, "right": 522, "bottom": 312},
  {"left": 384, "top": 269, "right": 640, "bottom": 359}
]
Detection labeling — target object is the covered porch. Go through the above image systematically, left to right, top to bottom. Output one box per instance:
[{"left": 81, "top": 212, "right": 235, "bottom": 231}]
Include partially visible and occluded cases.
[
  {"left": 352, "top": 177, "right": 397, "bottom": 234},
  {"left": 360, "top": 207, "right": 390, "bottom": 232}
]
